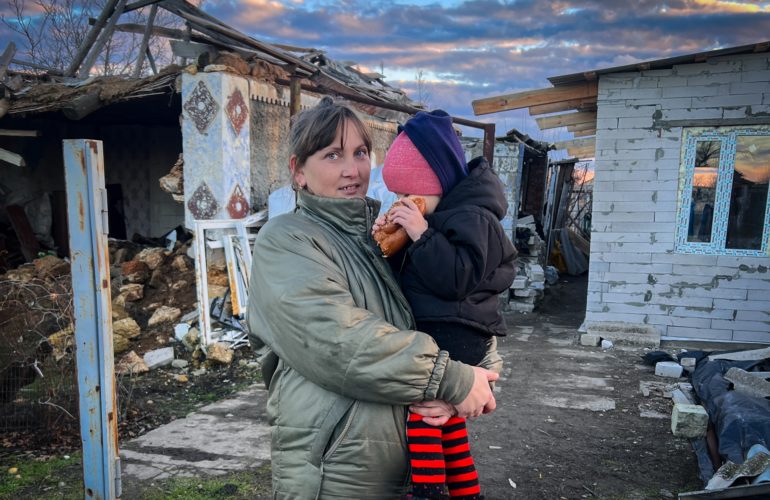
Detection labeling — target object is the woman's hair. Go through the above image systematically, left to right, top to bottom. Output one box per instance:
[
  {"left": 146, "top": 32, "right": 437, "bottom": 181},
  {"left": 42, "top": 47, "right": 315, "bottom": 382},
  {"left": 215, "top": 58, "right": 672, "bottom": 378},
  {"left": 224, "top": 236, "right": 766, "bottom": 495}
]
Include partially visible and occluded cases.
[{"left": 289, "top": 96, "right": 373, "bottom": 169}]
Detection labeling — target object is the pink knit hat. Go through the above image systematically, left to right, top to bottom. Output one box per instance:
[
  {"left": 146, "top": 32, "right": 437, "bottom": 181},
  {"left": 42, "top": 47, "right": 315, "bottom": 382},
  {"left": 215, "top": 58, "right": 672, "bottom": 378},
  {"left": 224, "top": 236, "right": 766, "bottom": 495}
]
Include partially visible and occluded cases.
[{"left": 382, "top": 132, "right": 443, "bottom": 196}]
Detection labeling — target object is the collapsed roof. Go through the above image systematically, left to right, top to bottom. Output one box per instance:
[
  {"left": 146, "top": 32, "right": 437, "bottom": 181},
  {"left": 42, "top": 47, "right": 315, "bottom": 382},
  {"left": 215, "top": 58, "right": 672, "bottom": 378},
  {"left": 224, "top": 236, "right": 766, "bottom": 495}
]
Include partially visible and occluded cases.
[{"left": 0, "top": 0, "right": 417, "bottom": 122}]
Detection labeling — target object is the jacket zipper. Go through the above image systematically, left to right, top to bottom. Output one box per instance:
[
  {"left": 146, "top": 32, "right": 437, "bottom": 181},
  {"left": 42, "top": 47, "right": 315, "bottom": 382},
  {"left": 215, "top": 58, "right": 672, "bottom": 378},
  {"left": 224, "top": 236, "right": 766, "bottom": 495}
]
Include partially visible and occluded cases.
[{"left": 316, "top": 401, "right": 359, "bottom": 499}]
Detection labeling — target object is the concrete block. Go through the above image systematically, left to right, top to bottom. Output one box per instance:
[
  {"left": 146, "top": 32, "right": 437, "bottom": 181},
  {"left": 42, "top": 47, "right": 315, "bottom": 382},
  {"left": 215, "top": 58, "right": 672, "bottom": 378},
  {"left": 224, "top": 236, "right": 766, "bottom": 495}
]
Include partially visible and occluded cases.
[
  {"left": 511, "top": 276, "right": 528, "bottom": 289},
  {"left": 506, "top": 301, "right": 535, "bottom": 313},
  {"left": 586, "top": 321, "right": 661, "bottom": 347},
  {"left": 580, "top": 334, "right": 601, "bottom": 347},
  {"left": 708, "top": 346, "right": 770, "bottom": 362},
  {"left": 144, "top": 347, "right": 175, "bottom": 370},
  {"left": 680, "top": 357, "right": 697, "bottom": 373},
  {"left": 656, "top": 361, "right": 684, "bottom": 378},
  {"left": 724, "top": 367, "right": 770, "bottom": 399},
  {"left": 671, "top": 403, "right": 709, "bottom": 438}
]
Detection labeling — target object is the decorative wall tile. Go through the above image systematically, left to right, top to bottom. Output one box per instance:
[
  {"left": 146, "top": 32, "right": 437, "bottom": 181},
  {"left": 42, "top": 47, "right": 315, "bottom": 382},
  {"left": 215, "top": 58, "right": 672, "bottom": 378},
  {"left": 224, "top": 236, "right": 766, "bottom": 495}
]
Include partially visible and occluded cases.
[
  {"left": 183, "top": 81, "right": 219, "bottom": 134},
  {"left": 225, "top": 88, "right": 248, "bottom": 136},
  {"left": 187, "top": 181, "right": 219, "bottom": 220},
  {"left": 226, "top": 184, "right": 249, "bottom": 218}
]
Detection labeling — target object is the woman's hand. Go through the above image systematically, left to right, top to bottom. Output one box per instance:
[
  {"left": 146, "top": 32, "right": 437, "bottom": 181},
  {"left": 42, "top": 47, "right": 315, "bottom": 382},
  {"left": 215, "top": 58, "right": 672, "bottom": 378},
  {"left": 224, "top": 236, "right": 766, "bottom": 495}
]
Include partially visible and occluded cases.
[
  {"left": 386, "top": 198, "right": 428, "bottom": 241},
  {"left": 371, "top": 214, "right": 387, "bottom": 236},
  {"left": 454, "top": 366, "right": 499, "bottom": 419},
  {"left": 410, "top": 400, "right": 456, "bottom": 427}
]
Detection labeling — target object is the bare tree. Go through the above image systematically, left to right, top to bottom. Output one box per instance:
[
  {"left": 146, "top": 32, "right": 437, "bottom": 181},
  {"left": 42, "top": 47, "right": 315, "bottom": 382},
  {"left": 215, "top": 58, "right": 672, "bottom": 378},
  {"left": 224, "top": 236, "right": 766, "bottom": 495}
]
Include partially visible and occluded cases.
[
  {"left": 1, "top": 0, "right": 189, "bottom": 76},
  {"left": 414, "top": 69, "right": 431, "bottom": 109}
]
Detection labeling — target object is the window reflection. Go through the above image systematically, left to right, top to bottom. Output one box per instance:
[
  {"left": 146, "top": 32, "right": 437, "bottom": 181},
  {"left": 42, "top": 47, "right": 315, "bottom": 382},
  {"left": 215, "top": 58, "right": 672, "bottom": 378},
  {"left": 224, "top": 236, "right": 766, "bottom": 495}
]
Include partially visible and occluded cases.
[
  {"left": 725, "top": 136, "right": 770, "bottom": 250},
  {"left": 687, "top": 140, "right": 720, "bottom": 243}
]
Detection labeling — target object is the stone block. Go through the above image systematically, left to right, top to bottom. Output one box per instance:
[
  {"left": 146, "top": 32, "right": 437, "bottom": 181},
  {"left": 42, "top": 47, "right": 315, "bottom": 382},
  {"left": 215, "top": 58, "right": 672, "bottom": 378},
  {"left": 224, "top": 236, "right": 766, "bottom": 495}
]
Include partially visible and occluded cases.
[
  {"left": 148, "top": 306, "right": 182, "bottom": 327},
  {"left": 580, "top": 334, "right": 601, "bottom": 347},
  {"left": 143, "top": 347, "right": 175, "bottom": 370},
  {"left": 655, "top": 361, "right": 684, "bottom": 378},
  {"left": 671, "top": 403, "right": 708, "bottom": 438}
]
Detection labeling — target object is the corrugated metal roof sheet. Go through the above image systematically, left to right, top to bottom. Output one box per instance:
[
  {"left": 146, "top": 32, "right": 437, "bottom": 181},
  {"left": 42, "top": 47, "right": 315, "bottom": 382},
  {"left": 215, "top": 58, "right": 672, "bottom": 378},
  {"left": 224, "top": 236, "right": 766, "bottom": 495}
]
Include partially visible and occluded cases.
[{"left": 547, "top": 41, "right": 770, "bottom": 86}]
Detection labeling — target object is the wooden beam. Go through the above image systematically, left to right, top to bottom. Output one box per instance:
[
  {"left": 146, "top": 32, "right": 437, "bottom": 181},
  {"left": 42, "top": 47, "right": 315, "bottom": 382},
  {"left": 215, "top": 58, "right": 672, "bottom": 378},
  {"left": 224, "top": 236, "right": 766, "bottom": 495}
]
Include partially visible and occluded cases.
[
  {"left": 66, "top": 0, "right": 120, "bottom": 76},
  {"left": 78, "top": 0, "right": 128, "bottom": 78},
  {"left": 124, "top": 0, "right": 162, "bottom": 13},
  {"left": 161, "top": 0, "right": 318, "bottom": 75},
  {"left": 131, "top": 3, "right": 158, "bottom": 78},
  {"left": 98, "top": 19, "right": 183, "bottom": 38},
  {"left": 0, "top": 42, "right": 16, "bottom": 80},
  {"left": 10, "top": 58, "right": 63, "bottom": 74},
  {"left": 289, "top": 72, "right": 301, "bottom": 117},
  {"left": 472, "top": 81, "right": 597, "bottom": 116},
  {"left": 528, "top": 96, "right": 597, "bottom": 116},
  {"left": 536, "top": 110, "right": 597, "bottom": 130},
  {"left": 567, "top": 122, "right": 596, "bottom": 132},
  {"left": 0, "top": 129, "right": 40, "bottom": 137},
  {"left": 572, "top": 129, "right": 595, "bottom": 138},
  {"left": 553, "top": 137, "right": 596, "bottom": 151},
  {"left": 0, "top": 146, "right": 26, "bottom": 166},
  {"left": 567, "top": 147, "right": 595, "bottom": 159},
  {"left": 6, "top": 204, "right": 39, "bottom": 261}
]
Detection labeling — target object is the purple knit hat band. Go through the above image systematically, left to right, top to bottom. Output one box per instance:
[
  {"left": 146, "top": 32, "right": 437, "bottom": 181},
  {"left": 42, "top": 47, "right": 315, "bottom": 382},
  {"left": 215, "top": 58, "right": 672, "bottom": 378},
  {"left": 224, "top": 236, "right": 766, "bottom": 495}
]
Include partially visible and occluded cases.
[
  {"left": 400, "top": 110, "right": 467, "bottom": 195},
  {"left": 382, "top": 132, "right": 443, "bottom": 196}
]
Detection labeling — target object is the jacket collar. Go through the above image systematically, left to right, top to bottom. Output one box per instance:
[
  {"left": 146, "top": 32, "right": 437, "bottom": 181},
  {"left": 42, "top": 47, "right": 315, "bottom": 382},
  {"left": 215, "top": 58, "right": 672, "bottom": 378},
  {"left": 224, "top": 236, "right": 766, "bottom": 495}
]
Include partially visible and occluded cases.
[{"left": 296, "top": 190, "right": 381, "bottom": 236}]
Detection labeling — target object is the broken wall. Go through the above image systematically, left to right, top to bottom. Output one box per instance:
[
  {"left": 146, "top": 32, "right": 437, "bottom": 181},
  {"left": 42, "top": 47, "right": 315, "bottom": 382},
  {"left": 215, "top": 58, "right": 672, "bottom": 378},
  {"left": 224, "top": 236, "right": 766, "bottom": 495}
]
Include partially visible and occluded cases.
[
  {"left": 587, "top": 52, "right": 770, "bottom": 344},
  {"left": 463, "top": 138, "right": 523, "bottom": 238}
]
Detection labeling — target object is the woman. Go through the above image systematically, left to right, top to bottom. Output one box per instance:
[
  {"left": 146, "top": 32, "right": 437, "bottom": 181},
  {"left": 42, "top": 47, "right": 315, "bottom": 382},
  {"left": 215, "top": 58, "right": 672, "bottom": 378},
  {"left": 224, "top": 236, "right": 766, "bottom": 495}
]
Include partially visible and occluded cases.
[{"left": 247, "top": 97, "right": 499, "bottom": 499}]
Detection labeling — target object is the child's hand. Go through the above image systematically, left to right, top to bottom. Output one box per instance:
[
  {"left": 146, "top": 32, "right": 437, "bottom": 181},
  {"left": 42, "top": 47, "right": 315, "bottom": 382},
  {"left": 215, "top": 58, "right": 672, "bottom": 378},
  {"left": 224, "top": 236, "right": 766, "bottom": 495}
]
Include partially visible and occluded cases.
[
  {"left": 387, "top": 197, "right": 428, "bottom": 241},
  {"left": 409, "top": 400, "right": 456, "bottom": 427}
]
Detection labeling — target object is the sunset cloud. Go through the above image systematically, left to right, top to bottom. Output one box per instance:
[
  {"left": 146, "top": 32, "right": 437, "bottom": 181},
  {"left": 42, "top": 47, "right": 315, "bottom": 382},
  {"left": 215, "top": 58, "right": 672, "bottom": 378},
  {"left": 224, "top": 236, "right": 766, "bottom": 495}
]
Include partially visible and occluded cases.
[{"left": 2, "top": 0, "right": 767, "bottom": 141}]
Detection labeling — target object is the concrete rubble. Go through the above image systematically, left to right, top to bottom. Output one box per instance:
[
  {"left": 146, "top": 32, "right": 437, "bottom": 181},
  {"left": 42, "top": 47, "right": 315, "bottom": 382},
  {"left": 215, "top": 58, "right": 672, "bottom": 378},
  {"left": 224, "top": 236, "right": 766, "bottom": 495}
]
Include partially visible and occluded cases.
[{"left": 506, "top": 215, "right": 547, "bottom": 314}]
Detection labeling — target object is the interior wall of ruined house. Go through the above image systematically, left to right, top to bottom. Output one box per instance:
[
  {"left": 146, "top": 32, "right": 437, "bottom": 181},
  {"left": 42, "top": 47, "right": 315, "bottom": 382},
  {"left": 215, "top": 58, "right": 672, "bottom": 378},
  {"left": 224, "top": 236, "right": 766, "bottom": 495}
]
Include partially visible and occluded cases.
[
  {"left": 586, "top": 51, "right": 770, "bottom": 345},
  {"left": 0, "top": 121, "right": 183, "bottom": 258}
]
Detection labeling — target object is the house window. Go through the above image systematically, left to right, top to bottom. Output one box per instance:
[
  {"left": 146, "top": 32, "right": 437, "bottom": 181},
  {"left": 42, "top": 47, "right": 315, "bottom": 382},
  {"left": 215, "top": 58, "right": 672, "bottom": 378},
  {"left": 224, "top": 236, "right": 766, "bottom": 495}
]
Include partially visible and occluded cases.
[{"left": 676, "top": 126, "right": 770, "bottom": 256}]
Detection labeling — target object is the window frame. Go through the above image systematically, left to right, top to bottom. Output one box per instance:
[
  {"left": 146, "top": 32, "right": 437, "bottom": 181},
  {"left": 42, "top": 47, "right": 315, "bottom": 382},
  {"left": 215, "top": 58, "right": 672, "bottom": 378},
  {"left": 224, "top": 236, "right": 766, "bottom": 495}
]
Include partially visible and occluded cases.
[{"left": 676, "top": 126, "right": 770, "bottom": 257}]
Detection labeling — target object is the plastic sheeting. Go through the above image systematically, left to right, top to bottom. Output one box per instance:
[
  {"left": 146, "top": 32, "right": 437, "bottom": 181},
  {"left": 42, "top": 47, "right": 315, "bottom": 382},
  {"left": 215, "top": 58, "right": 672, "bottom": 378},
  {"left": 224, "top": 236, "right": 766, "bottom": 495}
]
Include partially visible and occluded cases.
[{"left": 690, "top": 355, "right": 770, "bottom": 464}]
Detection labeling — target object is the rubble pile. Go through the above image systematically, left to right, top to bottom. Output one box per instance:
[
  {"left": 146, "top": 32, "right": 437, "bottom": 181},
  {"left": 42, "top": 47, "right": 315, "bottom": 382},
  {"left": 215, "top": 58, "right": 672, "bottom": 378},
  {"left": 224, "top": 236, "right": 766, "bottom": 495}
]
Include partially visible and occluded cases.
[
  {"left": 506, "top": 215, "right": 547, "bottom": 313},
  {"left": 0, "top": 229, "right": 249, "bottom": 443}
]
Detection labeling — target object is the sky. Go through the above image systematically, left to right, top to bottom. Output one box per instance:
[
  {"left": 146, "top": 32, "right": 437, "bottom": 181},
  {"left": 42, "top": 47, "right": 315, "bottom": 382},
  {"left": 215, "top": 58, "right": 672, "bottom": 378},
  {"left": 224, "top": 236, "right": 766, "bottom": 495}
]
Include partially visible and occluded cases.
[
  {"left": 2, "top": 0, "right": 769, "bottom": 143},
  {"left": 196, "top": 0, "right": 770, "bottom": 141}
]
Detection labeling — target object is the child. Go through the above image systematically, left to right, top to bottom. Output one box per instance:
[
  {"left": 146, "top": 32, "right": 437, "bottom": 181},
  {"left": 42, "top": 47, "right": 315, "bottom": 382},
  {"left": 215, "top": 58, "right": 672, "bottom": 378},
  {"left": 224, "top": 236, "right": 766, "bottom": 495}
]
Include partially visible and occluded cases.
[{"left": 374, "top": 110, "right": 517, "bottom": 499}]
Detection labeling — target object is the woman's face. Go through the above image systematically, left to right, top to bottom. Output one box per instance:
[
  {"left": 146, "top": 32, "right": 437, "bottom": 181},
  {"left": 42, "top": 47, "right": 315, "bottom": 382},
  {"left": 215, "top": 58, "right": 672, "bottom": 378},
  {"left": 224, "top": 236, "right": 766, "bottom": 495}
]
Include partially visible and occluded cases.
[{"left": 291, "top": 121, "right": 371, "bottom": 199}]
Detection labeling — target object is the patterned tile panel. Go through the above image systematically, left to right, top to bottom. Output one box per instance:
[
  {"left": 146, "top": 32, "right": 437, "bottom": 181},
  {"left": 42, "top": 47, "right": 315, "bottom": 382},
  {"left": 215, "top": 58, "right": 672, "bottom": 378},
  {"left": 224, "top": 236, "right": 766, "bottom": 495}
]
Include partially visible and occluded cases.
[
  {"left": 183, "top": 81, "right": 219, "bottom": 134},
  {"left": 225, "top": 88, "right": 248, "bottom": 137},
  {"left": 187, "top": 181, "right": 219, "bottom": 220},
  {"left": 226, "top": 184, "right": 249, "bottom": 219}
]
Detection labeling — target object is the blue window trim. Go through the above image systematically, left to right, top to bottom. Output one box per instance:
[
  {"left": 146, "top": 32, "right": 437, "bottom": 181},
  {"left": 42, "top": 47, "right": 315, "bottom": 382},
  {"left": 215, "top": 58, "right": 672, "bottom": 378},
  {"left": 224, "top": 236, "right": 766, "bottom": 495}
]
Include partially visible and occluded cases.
[{"left": 676, "top": 126, "right": 770, "bottom": 257}]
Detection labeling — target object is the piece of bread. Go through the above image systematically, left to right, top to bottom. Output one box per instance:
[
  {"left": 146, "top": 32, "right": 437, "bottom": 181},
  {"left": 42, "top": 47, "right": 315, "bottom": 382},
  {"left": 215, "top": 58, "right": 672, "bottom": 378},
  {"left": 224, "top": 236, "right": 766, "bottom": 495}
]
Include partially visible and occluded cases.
[{"left": 373, "top": 196, "right": 427, "bottom": 257}]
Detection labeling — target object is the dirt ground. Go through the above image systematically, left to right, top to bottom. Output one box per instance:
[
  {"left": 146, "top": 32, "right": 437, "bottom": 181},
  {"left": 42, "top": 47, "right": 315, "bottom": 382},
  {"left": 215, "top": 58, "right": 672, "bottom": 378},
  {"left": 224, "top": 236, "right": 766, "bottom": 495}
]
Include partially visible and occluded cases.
[
  {"left": 2, "top": 269, "right": 706, "bottom": 499},
  {"left": 472, "top": 273, "right": 702, "bottom": 499}
]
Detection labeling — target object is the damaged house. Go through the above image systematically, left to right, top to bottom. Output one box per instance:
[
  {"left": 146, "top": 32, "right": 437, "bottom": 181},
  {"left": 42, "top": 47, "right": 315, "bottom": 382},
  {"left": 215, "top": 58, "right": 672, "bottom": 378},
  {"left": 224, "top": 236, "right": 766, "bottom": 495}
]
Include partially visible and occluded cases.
[{"left": 474, "top": 41, "right": 770, "bottom": 346}]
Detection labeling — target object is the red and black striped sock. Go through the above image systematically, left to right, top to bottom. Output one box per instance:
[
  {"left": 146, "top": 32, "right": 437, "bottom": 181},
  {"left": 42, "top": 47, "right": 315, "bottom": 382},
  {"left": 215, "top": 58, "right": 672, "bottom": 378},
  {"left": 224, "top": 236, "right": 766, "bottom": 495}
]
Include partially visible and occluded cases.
[
  {"left": 407, "top": 412, "right": 450, "bottom": 499},
  {"left": 442, "top": 416, "right": 481, "bottom": 499}
]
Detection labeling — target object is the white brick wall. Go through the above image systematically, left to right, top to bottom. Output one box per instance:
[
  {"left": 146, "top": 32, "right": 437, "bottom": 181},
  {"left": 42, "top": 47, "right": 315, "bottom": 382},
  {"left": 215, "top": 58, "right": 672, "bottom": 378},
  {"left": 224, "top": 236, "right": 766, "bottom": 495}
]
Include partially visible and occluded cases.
[{"left": 587, "top": 53, "right": 770, "bottom": 344}]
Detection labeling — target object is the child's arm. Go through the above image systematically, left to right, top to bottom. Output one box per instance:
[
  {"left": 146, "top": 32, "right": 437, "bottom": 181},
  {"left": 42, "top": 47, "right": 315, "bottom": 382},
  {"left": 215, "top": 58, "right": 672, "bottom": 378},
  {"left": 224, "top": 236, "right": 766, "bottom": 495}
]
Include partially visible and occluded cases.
[{"left": 407, "top": 210, "right": 498, "bottom": 300}]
